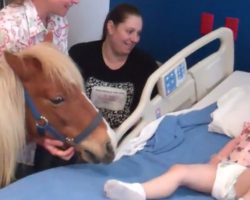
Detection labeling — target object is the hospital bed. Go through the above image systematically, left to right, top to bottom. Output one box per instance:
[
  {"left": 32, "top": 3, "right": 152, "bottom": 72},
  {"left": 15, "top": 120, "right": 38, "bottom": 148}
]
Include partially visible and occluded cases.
[{"left": 0, "top": 27, "right": 249, "bottom": 200}]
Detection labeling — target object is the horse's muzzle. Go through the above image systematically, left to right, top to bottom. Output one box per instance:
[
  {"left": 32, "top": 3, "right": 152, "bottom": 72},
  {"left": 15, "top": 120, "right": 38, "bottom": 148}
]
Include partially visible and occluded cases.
[{"left": 77, "top": 141, "right": 115, "bottom": 164}]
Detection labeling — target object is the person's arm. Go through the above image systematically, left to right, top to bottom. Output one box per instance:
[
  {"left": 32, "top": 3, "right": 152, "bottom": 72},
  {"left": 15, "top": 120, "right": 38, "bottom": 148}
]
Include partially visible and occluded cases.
[
  {"left": 137, "top": 49, "right": 159, "bottom": 98},
  {"left": 209, "top": 136, "right": 241, "bottom": 165}
]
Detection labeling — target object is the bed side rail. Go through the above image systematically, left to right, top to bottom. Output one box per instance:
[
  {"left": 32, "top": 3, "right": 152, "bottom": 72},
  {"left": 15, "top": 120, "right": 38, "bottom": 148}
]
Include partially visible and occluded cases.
[
  {"left": 116, "top": 27, "right": 234, "bottom": 145},
  {"left": 188, "top": 27, "right": 234, "bottom": 100}
]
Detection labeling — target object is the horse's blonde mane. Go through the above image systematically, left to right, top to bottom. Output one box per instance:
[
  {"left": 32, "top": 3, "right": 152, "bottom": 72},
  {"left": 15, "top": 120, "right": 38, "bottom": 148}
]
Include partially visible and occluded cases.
[
  {"left": 0, "top": 42, "right": 85, "bottom": 187},
  {"left": 19, "top": 42, "right": 84, "bottom": 92},
  {"left": 0, "top": 58, "right": 25, "bottom": 187}
]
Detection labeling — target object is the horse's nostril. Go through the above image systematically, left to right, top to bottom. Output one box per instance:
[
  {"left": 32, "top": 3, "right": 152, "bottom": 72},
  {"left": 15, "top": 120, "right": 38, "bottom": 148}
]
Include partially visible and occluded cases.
[{"left": 84, "top": 149, "right": 99, "bottom": 163}]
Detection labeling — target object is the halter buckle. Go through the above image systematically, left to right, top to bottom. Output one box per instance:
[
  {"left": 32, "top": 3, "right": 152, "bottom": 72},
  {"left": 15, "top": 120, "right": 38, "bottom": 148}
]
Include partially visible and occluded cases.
[
  {"left": 36, "top": 116, "right": 49, "bottom": 128},
  {"left": 65, "top": 137, "right": 75, "bottom": 146}
]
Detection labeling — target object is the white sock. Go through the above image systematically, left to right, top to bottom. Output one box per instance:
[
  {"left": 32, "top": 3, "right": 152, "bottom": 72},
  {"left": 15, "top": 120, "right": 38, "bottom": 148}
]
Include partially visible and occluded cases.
[{"left": 104, "top": 179, "right": 146, "bottom": 200}]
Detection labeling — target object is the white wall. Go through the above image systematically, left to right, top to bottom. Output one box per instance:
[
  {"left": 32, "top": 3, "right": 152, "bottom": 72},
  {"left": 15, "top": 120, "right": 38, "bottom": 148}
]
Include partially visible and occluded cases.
[{"left": 67, "top": 0, "right": 110, "bottom": 49}]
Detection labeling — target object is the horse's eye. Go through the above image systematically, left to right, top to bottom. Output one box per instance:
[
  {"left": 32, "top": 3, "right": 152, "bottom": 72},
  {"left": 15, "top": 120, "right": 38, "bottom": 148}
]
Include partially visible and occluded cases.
[{"left": 50, "top": 96, "right": 64, "bottom": 104}]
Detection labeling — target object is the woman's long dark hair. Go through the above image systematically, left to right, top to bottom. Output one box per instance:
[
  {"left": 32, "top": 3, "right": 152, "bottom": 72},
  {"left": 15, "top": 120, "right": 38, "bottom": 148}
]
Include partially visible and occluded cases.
[{"left": 101, "top": 3, "right": 141, "bottom": 41}]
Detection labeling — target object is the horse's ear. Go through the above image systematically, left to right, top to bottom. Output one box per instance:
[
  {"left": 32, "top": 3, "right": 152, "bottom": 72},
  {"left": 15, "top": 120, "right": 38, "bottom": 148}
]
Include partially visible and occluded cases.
[
  {"left": 44, "top": 32, "right": 53, "bottom": 43},
  {"left": 4, "top": 51, "right": 42, "bottom": 82},
  {"left": 4, "top": 51, "right": 26, "bottom": 78}
]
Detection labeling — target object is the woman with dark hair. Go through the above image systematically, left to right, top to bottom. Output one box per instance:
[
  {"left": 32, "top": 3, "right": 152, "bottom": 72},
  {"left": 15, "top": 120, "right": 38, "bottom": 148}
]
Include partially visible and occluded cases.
[{"left": 69, "top": 3, "right": 158, "bottom": 129}]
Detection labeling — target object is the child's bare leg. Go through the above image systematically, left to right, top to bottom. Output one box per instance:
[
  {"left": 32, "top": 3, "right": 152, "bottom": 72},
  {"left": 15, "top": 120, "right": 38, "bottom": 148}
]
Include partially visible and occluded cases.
[
  {"left": 104, "top": 163, "right": 217, "bottom": 200},
  {"left": 143, "top": 164, "right": 217, "bottom": 199},
  {"left": 235, "top": 168, "right": 250, "bottom": 199},
  {"left": 240, "top": 189, "right": 250, "bottom": 200}
]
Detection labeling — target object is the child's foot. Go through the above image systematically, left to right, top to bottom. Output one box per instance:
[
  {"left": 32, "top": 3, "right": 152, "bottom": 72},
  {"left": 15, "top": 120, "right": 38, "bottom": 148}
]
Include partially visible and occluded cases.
[{"left": 104, "top": 179, "right": 145, "bottom": 200}]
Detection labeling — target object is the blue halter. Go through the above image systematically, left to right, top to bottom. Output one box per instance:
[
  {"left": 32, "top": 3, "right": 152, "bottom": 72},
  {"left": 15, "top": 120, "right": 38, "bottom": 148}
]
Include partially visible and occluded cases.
[{"left": 24, "top": 89, "right": 103, "bottom": 146}]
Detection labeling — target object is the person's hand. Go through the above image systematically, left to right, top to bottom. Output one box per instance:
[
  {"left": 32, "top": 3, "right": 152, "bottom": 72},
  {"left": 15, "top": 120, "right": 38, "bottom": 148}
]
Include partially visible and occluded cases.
[{"left": 35, "top": 137, "right": 75, "bottom": 160}]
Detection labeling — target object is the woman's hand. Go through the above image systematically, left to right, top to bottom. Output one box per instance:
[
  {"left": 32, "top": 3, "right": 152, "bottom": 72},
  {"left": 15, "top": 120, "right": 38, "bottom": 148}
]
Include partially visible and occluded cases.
[{"left": 35, "top": 137, "right": 75, "bottom": 160}]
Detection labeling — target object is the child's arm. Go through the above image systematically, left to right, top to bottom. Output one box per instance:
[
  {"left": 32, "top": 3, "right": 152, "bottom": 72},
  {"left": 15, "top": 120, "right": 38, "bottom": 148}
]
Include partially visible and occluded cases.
[
  {"left": 209, "top": 136, "right": 241, "bottom": 165},
  {"left": 217, "top": 136, "right": 241, "bottom": 157}
]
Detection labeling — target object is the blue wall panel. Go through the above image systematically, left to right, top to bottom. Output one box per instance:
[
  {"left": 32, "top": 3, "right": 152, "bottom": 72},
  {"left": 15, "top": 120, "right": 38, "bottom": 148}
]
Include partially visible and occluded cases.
[{"left": 110, "top": 0, "right": 250, "bottom": 71}]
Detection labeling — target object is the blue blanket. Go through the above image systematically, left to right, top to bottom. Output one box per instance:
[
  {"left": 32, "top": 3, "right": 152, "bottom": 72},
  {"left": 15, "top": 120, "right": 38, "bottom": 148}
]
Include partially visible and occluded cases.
[{"left": 0, "top": 103, "right": 230, "bottom": 200}]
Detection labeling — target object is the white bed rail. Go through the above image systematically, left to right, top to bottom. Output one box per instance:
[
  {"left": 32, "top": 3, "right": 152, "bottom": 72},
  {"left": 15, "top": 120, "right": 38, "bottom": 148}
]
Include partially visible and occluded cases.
[
  {"left": 116, "top": 27, "right": 234, "bottom": 146},
  {"left": 189, "top": 28, "right": 234, "bottom": 100}
]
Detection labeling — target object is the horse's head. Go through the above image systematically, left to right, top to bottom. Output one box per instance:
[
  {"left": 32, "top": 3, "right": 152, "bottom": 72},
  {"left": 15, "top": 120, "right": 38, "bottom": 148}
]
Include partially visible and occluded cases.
[{"left": 4, "top": 42, "right": 116, "bottom": 164}]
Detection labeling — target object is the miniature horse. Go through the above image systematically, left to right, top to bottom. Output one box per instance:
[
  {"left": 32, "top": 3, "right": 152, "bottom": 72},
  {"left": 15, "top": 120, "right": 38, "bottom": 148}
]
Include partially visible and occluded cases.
[{"left": 0, "top": 41, "right": 116, "bottom": 187}]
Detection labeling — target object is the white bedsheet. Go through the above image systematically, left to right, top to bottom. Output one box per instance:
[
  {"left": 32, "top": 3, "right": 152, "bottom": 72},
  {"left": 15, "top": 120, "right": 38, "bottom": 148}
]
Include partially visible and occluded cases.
[{"left": 115, "top": 115, "right": 164, "bottom": 161}]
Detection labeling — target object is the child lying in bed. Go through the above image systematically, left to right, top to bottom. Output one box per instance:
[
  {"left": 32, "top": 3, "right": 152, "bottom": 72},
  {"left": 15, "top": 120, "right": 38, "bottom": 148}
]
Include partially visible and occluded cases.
[{"left": 104, "top": 122, "right": 250, "bottom": 200}]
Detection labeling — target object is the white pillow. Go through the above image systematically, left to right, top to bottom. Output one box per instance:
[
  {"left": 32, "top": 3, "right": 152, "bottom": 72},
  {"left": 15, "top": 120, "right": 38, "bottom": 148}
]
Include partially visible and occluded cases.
[{"left": 208, "top": 86, "right": 250, "bottom": 137}]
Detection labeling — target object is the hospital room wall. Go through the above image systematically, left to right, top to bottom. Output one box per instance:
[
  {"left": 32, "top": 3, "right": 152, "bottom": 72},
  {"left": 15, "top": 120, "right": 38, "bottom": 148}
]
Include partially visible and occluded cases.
[
  {"left": 67, "top": 0, "right": 109, "bottom": 48},
  {"left": 110, "top": 0, "right": 250, "bottom": 72}
]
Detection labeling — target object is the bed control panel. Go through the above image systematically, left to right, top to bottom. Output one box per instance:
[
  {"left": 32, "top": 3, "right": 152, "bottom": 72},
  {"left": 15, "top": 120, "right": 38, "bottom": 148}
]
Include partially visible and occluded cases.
[{"left": 157, "top": 59, "right": 187, "bottom": 97}]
